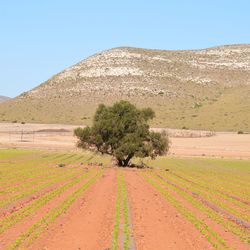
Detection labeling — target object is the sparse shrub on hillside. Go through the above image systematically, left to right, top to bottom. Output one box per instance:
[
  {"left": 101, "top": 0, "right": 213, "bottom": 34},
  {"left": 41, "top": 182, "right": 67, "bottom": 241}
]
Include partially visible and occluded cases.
[
  {"left": 20, "top": 92, "right": 28, "bottom": 98},
  {"left": 74, "top": 101, "right": 169, "bottom": 167},
  {"left": 193, "top": 102, "right": 202, "bottom": 109},
  {"left": 12, "top": 120, "right": 17, "bottom": 123},
  {"left": 238, "top": 131, "right": 244, "bottom": 134}
]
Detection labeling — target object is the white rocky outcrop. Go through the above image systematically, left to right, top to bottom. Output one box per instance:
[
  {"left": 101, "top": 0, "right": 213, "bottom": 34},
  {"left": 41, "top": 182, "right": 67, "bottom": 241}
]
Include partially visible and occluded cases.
[{"left": 27, "top": 44, "right": 250, "bottom": 99}]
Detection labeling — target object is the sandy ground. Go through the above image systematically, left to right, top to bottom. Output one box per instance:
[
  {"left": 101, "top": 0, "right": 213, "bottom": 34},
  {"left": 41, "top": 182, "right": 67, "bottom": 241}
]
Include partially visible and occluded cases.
[
  {"left": 0, "top": 122, "right": 250, "bottom": 159},
  {"left": 170, "top": 133, "right": 250, "bottom": 159}
]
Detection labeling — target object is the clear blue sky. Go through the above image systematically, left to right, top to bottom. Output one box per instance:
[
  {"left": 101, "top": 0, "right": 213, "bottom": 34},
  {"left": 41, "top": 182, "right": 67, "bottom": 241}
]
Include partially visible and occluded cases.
[{"left": 1, "top": 0, "right": 249, "bottom": 97}]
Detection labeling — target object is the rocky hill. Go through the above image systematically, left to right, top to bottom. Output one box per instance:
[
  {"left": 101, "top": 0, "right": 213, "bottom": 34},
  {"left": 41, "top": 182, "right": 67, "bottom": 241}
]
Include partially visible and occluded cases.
[{"left": 0, "top": 44, "right": 249, "bottom": 131}]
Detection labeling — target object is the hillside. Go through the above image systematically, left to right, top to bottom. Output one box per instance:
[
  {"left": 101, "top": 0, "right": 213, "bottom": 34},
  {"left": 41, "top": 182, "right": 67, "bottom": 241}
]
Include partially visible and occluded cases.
[
  {"left": 0, "top": 44, "right": 250, "bottom": 131},
  {"left": 0, "top": 96, "right": 10, "bottom": 103}
]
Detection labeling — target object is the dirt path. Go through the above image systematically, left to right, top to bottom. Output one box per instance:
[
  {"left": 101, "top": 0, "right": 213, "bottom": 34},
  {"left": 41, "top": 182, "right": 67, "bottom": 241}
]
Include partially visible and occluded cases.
[
  {"left": 30, "top": 168, "right": 117, "bottom": 250},
  {"left": 125, "top": 169, "right": 212, "bottom": 250}
]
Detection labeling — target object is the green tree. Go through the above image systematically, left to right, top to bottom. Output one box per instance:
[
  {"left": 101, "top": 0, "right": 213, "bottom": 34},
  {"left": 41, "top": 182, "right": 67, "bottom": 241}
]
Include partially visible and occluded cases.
[{"left": 74, "top": 101, "right": 169, "bottom": 166}]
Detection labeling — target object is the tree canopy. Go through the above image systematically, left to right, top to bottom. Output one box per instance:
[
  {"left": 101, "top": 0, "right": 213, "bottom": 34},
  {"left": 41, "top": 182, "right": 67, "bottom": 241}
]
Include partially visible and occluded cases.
[{"left": 74, "top": 101, "right": 169, "bottom": 166}]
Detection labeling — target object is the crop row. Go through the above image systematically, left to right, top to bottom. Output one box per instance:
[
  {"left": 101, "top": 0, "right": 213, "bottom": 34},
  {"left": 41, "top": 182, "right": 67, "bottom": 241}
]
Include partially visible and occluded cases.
[
  {"left": 0, "top": 149, "right": 34, "bottom": 160},
  {"left": 0, "top": 151, "right": 110, "bottom": 205},
  {"left": 42, "top": 151, "right": 111, "bottom": 165},
  {"left": 0, "top": 158, "right": 65, "bottom": 185},
  {"left": 156, "top": 158, "right": 250, "bottom": 199},
  {"left": 0, "top": 165, "right": 78, "bottom": 196},
  {"left": 0, "top": 166, "right": 84, "bottom": 209},
  {"left": 0, "top": 168, "right": 97, "bottom": 234},
  {"left": 171, "top": 168, "right": 249, "bottom": 201},
  {"left": 6, "top": 169, "right": 103, "bottom": 250},
  {"left": 112, "top": 170, "right": 132, "bottom": 250},
  {"left": 143, "top": 170, "right": 249, "bottom": 246},
  {"left": 157, "top": 170, "right": 249, "bottom": 221},
  {"left": 141, "top": 171, "right": 231, "bottom": 249},
  {"left": 155, "top": 171, "right": 250, "bottom": 233},
  {"left": 167, "top": 171, "right": 250, "bottom": 209}
]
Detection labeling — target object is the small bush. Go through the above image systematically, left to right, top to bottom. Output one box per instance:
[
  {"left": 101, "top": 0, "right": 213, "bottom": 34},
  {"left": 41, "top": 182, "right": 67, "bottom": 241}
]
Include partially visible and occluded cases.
[
  {"left": 20, "top": 92, "right": 28, "bottom": 97},
  {"left": 193, "top": 102, "right": 202, "bottom": 109},
  {"left": 238, "top": 131, "right": 244, "bottom": 134},
  {"left": 58, "top": 163, "right": 66, "bottom": 167}
]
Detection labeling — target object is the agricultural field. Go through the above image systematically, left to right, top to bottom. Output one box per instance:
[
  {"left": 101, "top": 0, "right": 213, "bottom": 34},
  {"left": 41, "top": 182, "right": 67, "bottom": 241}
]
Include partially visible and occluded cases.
[{"left": 0, "top": 149, "right": 249, "bottom": 249}]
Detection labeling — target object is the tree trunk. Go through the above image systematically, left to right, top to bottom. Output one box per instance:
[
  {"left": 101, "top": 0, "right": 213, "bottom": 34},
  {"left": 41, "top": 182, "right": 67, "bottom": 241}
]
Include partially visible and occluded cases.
[
  {"left": 117, "top": 155, "right": 133, "bottom": 167},
  {"left": 123, "top": 157, "right": 130, "bottom": 166},
  {"left": 118, "top": 159, "right": 124, "bottom": 167}
]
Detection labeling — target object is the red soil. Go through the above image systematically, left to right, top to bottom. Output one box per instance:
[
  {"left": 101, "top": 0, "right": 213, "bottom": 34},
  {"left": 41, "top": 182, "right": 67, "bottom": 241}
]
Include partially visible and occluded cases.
[
  {"left": 1, "top": 167, "right": 249, "bottom": 249},
  {"left": 29, "top": 168, "right": 117, "bottom": 250},
  {"left": 0, "top": 169, "right": 97, "bottom": 249},
  {"left": 0, "top": 169, "right": 85, "bottom": 218},
  {"left": 125, "top": 169, "right": 212, "bottom": 250},
  {"left": 152, "top": 171, "right": 250, "bottom": 250},
  {"left": 156, "top": 171, "right": 250, "bottom": 223},
  {"left": 169, "top": 172, "right": 250, "bottom": 213}
]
